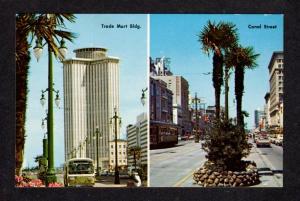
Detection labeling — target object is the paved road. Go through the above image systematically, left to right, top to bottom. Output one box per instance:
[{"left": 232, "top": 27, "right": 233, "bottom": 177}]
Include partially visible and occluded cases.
[
  {"left": 150, "top": 140, "right": 283, "bottom": 187},
  {"left": 150, "top": 140, "right": 205, "bottom": 187},
  {"left": 247, "top": 141, "right": 283, "bottom": 187}
]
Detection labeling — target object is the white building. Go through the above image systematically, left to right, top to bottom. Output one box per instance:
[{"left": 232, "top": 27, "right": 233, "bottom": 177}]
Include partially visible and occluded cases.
[
  {"left": 63, "top": 47, "right": 120, "bottom": 170},
  {"left": 268, "top": 51, "right": 284, "bottom": 128},
  {"left": 126, "top": 113, "right": 148, "bottom": 171},
  {"left": 109, "top": 139, "right": 127, "bottom": 171}
]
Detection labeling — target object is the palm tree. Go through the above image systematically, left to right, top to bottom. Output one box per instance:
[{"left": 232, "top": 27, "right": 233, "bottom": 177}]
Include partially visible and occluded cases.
[
  {"left": 16, "top": 14, "right": 76, "bottom": 176},
  {"left": 199, "top": 21, "right": 238, "bottom": 121},
  {"left": 224, "top": 43, "right": 238, "bottom": 122},
  {"left": 227, "top": 45, "right": 259, "bottom": 128},
  {"left": 129, "top": 146, "right": 141, "bottom": 171}
]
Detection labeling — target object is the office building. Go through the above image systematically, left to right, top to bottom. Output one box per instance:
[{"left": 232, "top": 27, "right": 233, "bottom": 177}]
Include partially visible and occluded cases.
[
  {"left": 63, "top": 47, "right": 120, "bottom": 170},
  {"left": 268, "top": 51, "right": 284, "bottom": 128},
  {"left": 156, "top": 76, "right": 191, "bottom": 135},
  {"left": 126, "top": 113, "right": 148, "bottom": 173},
  {"left": 109, "top": 139, "right": 127, "bottom": 171}
]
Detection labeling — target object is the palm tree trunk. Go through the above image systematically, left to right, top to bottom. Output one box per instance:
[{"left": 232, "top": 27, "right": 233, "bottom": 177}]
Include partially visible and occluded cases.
[
  {"left": 16, "top": 30, "right": 30, "bottom": 176},
  {"left": 212, "top": 53, "right": 223, "bottom": 121},
  {"left": 224, "top": 66, "right": 229, "bottom": 122},
  {"left": 235, "top": 66, "right": 244, "bottom": 128},
  {"left": 134, "top": 152, "right": 137, "bottom": 170}
]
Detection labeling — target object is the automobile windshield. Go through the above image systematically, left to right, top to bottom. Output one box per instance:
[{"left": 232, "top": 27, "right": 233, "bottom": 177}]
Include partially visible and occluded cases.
[{"left": 68, "top": 161, "right": 94, "bottom": 174}]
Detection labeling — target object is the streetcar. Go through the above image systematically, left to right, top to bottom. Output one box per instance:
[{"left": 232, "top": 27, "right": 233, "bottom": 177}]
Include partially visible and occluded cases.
[{"left": 150, "top": 121, "right": 179, "bottom": 148}]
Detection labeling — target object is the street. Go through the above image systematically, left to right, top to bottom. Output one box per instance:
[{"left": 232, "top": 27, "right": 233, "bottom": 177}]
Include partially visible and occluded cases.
[{"left": 150, "top": 140, "right": 283, "bottom": 187}]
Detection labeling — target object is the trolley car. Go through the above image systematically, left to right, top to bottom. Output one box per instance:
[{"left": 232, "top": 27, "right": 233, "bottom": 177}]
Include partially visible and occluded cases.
[{"left": 150, "top": 121, "right": 179, "bottom": 148}]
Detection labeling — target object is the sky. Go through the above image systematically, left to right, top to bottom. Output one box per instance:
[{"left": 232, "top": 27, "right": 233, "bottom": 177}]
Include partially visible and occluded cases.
[
  {"left": 24, "top": 14, "right": 148, "bottom": 168},
  {"left": 150, "top": 14, "right": 283, "bottom": 130}
]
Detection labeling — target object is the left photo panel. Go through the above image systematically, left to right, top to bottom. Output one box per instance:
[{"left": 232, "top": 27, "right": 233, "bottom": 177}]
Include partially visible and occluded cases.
[{"left": 16, "top": 14, "right": 148, "bottom": 187}]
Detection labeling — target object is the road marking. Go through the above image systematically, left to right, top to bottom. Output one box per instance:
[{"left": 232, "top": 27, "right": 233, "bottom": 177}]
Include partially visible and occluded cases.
[{"left": 172, "top": 159, "right": 206, "bottom": 187}]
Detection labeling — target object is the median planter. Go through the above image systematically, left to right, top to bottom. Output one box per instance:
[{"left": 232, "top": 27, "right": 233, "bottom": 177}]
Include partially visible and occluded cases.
[{"left": 193, "top": 161, "right": 260, "bottom": 187}]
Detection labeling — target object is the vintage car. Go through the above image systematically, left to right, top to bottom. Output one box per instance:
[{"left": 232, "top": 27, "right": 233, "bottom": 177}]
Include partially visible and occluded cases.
[{"left": 64, "top": 158, "right": 95, "bottom": 187}]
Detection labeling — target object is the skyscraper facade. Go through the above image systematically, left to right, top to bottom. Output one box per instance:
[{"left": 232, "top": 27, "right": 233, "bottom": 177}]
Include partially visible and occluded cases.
[
  {"left": 63, "top": 47, "right": 120, "bottom": 170},
  {"left": 268, "top": 51, "right": 284, "bottom": 128}
]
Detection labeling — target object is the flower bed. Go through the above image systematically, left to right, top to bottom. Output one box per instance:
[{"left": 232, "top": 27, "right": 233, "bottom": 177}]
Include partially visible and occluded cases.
[{"left": 15, "top": 175, "right": 63, "bottom": 187}]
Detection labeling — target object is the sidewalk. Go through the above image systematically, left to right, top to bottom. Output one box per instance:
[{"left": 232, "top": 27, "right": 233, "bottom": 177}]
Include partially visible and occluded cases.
[{"left": 94, "top": 175, "right": 128, "bottom": 187}]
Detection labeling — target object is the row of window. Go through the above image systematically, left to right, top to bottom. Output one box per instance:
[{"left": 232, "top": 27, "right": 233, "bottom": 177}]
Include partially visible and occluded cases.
[
  {"left": 276, "top": 59, "right": 284, "bottom": 63},
  {"left": 111, "top": 145, "right": 126, "bottom": 148},
  {"left": 111, "top": 152, "right": 126, "bottom": 155},
  {"left": 111, "top": 160, "right": 126, "bottom": 163}
]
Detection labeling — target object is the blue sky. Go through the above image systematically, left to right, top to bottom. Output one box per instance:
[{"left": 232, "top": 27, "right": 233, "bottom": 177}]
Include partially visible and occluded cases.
[
  {"left": 24, "top": 14, "right": 147, "bottom": 168},
  {"left": 150, "top": 14, "right": 283, "bottom": 129}
]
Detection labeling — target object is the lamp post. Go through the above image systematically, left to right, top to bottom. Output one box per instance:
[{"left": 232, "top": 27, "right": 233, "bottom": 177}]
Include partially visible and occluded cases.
[
  {"left": 34, "top": 35, "right": 67, "bottom": 186},
  {"left": 192, "top": 93, "right": 201, "bottom": 143},
  {"left": 110, "top": 107, "right": 121, "bottom": 184},
  {"left": 93, "top": 127, "right": 103, "bottom": 176}
]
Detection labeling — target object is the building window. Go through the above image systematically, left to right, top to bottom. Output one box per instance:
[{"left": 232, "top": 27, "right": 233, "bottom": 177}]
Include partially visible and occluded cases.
[
  {"left": 111, "top": 145, "right": 113, "bottom": 148},
  {"left": 119, "top": 145, "right": 121, "bottom": 148},
  {"left": 123, "top": 145, "right": 125, "bottom": 148},
  {"left": 111, "top": 152, "right": 113, "bottom": 155},
  {"left": 119, "top": 152, "right": 121, "bottom": 155},
  {"left": 123, "top": 152, "right": 125, "bottom": 155},
  {"left": 111, "top": 160, "right": 113, "bottom": 163},
  {"left": 119, "top": 160, "right": 121, "bottom": 163},
  {"left": 123, "top": 160, "right": 126, "bottom": 163}
]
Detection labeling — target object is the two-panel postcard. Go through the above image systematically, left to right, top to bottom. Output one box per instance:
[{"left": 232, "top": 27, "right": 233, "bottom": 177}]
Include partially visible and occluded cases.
[{"left": 15, "top": 14, "right": 283, "bottom": 188}]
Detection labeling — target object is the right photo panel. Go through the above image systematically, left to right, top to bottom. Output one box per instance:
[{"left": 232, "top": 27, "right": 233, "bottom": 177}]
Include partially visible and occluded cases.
[{"left": 149, "top": 14, "right": 283, "bottom": 187}]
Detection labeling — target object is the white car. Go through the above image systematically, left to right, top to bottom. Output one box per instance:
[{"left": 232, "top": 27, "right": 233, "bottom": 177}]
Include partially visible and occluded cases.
[
  {"left": 274, "top": 135, "right": 283, "bottom": 146},
  {"left": 256, "top": 137, "right": 271, "bottom": 147}
]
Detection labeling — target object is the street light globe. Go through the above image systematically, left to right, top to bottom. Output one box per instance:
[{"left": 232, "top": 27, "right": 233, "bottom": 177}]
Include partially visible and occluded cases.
[
  {"left": 58, "top": 38, "right": 67, "bottom": 61},
  {"left": 33, "top": 39, "right": 43, "bottom": 62},
  {"left": 33, "top": 46, "right": 43, "bottom": 62},
  {"left": 55, "top": 93, "right": 60, "bottom": 107},
  {"left": 40, "top": 94, "right": 46, "bottom": 107},
  {"left": 141, "top": 97, "right": 146, "bottom": 106}
]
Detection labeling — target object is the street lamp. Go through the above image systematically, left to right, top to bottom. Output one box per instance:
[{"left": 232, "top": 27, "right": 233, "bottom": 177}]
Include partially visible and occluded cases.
[
  {"left": 34, "top": 35, "right": 67, "bottom": 186},
  {"left": 141, "top": 87, "right": 148, "bottom": 106},
  {"left": 192, "top": 93, "right": 204, "bottom": 143},
  {"left": 110, "top": 107, "right": 122, "bottom": 184},
  {"left": 93, "top": 127, "right": 103, "bottom": 177}
]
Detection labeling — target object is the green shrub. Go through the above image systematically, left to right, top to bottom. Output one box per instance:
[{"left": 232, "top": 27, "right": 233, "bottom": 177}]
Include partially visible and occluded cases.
[{"left": 202, "top": 119, "right": 251, "bottom": 171}]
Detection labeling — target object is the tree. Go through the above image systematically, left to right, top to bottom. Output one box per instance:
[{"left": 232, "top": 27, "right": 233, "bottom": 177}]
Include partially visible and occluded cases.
[
  {"left": 16, "top": 14, "right": 76, "bottom": 176},
  {"left": 199, "top": 21, "right": 238, "bottom": 121},
  {"left": 226, "top": 45, "right": 259, "bottom": 128},
  {"left": 128, "top": 146, "right": 141, "bottom": 171}
]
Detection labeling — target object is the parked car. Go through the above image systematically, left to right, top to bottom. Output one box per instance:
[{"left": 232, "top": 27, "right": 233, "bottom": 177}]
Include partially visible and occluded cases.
[
  {"left": 274, "top": 135, "right": 283, "bottom": 146},
  {"left": 256, "top": 136, "right": 271, "bottom": 147},
  {"left": 100, "top": 169, "right": 109, "bottom": 176}
]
